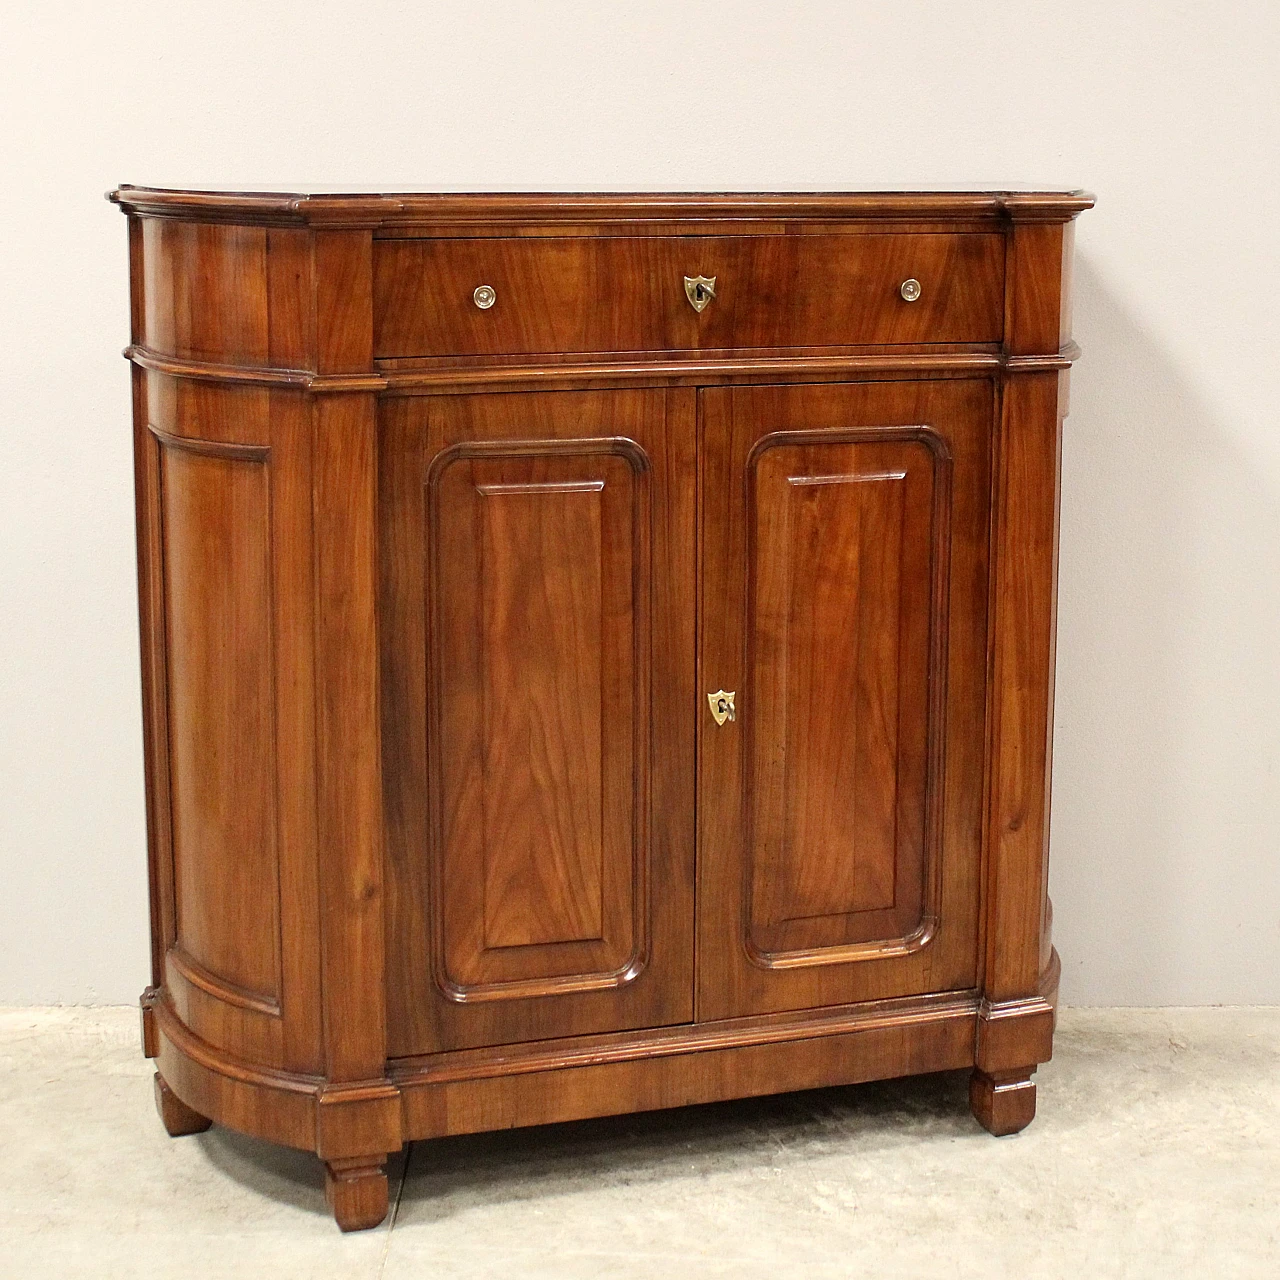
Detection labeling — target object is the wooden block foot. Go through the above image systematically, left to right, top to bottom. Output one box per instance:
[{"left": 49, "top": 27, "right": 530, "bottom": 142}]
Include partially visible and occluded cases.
[
  {"left": 969, "top": 1067, "right": 1037, "bottom": 1136},
  {"left": 153, "top": 1072, "right": 213, "bottom": 1137},
  {"left": 325, "top": 1157, "right": 389, "bottom": 1232}
]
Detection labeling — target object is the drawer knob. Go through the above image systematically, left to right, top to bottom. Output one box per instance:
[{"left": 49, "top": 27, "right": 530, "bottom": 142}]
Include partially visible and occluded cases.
[
  {"left": 684, "top": 275, "right": 717, "bottom": 313},
  {"left": 899, "top": 278, "right": 922, "bottom": 303},
  {"left": 473, "top": 284, "right": 497, "bottom": 310}
]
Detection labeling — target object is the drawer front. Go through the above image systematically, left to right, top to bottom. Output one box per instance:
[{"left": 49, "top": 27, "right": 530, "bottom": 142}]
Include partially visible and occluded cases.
[
  {"left": 373, "top": 233, "right": 1005, "bottom": 358},
  {"left": 674, "top": 233, "right": 1004, "bottom": 351}
]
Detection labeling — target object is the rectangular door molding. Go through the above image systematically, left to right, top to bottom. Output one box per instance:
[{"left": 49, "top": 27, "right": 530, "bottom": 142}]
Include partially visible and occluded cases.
[
  {"left": 697, "top": 380, "right": 994, "bottom": 1020},
  {"left": 744, "top": 425, "right": 951, "bottom": 965},
  {"left": 425, "top": 436, "right": 650, "bottom": 1001}
]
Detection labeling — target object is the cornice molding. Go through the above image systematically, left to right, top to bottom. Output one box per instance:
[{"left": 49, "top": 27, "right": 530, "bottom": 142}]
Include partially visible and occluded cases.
[{"left": 109, "top": 186, "right": 1096, "bottom": 229}]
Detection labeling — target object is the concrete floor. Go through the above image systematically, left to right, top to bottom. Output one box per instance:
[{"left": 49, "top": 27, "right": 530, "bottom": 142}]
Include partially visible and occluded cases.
[{"left": 0, "top": 1008, "right": 1276, "bottom": 1278}]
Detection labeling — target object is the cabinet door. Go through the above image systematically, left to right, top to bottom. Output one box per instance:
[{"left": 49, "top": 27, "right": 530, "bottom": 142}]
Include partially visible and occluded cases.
[
  {"left": 698, "top": 381, "right": 992, "bottom": 1020},
  {"left": 381, "top": 389, "right": 696, "bottom": 1054}
]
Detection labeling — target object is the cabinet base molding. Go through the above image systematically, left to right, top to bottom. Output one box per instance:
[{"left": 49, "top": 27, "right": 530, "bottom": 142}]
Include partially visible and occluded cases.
[
  {"left": 974, "top": 946, "right": 1061, "bottom": 1074},
  {"left": 145, "top": 953, "right": 1060, "bottom": 1150},
  {"left": 146, "top": 988, "right": 320, "bottom": 1153},
  {"left": 398, "top": 1005, "right": 977, "bottom": 1140}
]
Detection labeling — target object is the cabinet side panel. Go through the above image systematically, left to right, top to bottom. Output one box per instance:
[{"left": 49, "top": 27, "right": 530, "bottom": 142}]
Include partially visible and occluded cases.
[
  {"left": 131, "top": 208, "right": 169, "bottom": 989},
  {"left": 133, "top": 215, "right": 324, "bottom": 1073},
  {"left": 1005, "top": 223, "right": 1066, "bottom": 357},
  {"left": 983, "top": 371, "right": 1063, "bottom": 1001},
  {"left": 134, "top": 385, "right": 172, "bottom": 989},
  {"left": 160, "top": 443, "right": 281, "bottom": 1006}
]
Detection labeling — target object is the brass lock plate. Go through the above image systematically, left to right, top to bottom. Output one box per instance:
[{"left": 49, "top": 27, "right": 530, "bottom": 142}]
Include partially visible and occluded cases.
[
  {"left": 684, "top": 275, "right": 717, "bottom": 313},
  {"left": 707, "top": 690, "right": 736, "bottom": 725}
]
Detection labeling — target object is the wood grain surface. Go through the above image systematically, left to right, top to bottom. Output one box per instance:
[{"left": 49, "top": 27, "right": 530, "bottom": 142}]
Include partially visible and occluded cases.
[
  {"left": 116, "top": 188, "right": 1090, "bottom": 1228},
  {"left": 374, "top": 233, "right": 1004, "bottom": 357},
  {"left": 697, "top": 379, "right": 992, "bottom": 1021},
  {"left": 379, "top": 388, "right": 697, "bottom": 1054}
]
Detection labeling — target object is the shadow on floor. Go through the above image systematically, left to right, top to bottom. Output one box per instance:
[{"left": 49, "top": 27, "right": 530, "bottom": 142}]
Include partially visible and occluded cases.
[
  {"left": 190, "top": 1069, "right": 974, "bottom": 1224},
  {"left": 395, "top": 1069, "right": 974, "bottom": 1223}
]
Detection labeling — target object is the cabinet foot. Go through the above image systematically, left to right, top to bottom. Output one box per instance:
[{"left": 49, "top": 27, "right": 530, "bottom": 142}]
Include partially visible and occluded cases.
[
  {"left": 969, "top": 1067, "right": 1037, "bottom": 1136},
  {"left": 153, "top": 1072, "right": 213, "bottom": 1137},
  {"left": 325, "top": 1157, "right": 389, "bottom": 1232}
]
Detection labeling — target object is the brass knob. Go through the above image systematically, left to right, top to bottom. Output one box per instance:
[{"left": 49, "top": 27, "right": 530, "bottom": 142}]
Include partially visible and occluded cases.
[
  {"left": 900, "top": 278, "right": 922, "bottom": 303},
  {"left": 473, "top": 284, "right": 497, "bottom": 309}
]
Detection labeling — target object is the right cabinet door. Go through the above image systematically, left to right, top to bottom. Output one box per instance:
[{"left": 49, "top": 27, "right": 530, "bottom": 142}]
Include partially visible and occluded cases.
[{"left": 698, "top": 380, "right": 993, "bottom": 1020}]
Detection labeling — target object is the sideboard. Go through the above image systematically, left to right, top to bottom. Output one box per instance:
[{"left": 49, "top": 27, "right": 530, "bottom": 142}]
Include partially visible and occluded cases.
[{"left": 110, "top": 185, "right": 1092, "bottom": 1229}]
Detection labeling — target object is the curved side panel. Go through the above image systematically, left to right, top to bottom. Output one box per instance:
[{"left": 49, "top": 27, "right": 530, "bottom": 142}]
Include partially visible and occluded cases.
[
  {"left": 129, "top": 214, "right": 337, "bottom": 1090},
  {"left": 138, "top": 219, "right": 313, "bottom": 369},
  {"left": 141, "top": 220, "right": 268, "bottom": 364},
  {"left": 135, "top": 382, "right": 324, "bottom": 1076},
  {"left": 157, "top": 429, "right": 284, "bottom": 1011}
]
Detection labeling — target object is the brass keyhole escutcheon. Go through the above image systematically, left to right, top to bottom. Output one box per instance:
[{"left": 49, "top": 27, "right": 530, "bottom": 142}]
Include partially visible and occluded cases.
[
  {"left": 684, "top": 275, "right": 717, "bottom": 313},
  {"left": 708, "top": 690, "right": 736, "bottom": 726}
]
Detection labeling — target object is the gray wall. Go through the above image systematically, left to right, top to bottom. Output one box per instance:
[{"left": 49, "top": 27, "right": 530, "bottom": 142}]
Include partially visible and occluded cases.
[{"left": 2, "top": 1, "right": 1277, "bottom": 1005}]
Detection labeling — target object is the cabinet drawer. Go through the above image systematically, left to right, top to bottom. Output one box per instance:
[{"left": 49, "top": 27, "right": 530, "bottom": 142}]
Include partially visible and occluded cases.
[{"left": 373, "top": 233, "right": 1005, "bottom": 358}]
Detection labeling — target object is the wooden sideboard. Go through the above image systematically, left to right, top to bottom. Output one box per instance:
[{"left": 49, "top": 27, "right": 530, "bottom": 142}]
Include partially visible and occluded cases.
[{"left": 111, "top": 186, "right": 1092, "bottom": 1230}]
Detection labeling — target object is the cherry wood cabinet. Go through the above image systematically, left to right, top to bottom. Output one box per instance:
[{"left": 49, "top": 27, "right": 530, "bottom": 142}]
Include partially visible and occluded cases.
[{"left": 111, "top": 186, "right": 1091, "bottom": 1231}]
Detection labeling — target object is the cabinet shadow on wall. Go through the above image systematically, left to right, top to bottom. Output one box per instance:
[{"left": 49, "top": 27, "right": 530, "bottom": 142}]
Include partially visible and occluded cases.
[{"left": 1051, "top": 257, "right": 1280, "bottom": 1006}]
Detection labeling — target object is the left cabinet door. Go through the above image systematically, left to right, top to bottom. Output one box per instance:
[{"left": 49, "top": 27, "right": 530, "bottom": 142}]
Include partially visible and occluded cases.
[{"left": 381, "top": 388, "right": 698, "bottom": 1054}]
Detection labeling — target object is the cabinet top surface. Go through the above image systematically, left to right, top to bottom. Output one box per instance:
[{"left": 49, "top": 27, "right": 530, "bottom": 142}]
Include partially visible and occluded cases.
[{"left": 109, "top": 186, "right": 1094, "bottom": 227}]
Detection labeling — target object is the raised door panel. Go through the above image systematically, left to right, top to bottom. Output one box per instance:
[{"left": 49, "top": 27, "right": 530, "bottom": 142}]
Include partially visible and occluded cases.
[
  {"left": 698, "top": 380, "right": 991, "bottom": 1021},
  {"left": 381, "top": 389, "right": 696, "bottom": 1054},
  {"left": 747, "top": 434, "right": 946, "bottom": 962},
  {"left": 429, "top": 442, "right": 647, "bottom": 998}
]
